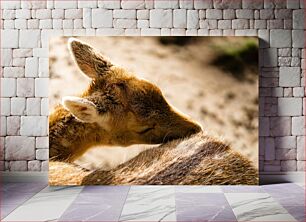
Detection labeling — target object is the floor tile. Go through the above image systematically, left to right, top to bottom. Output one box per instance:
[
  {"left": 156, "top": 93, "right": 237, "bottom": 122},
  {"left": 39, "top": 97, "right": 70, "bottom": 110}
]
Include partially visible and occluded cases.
[
  {"left": 1, "top": 182, "right": 47, "bottom": 194},
  {"left": 262, "top": 183, "right": 304, "bottom": 193},
  {"left": 175, "top": 185, "right": 222, "bottom": 193},
  {"left": 221, "top": 185, "right": 264, "bottom": 193},
  {"left": 3, "top": 186, "right": 83, "bottom": 221},
  {"left": 59, "top": 186, "right": 130, "bottom": 221},
  {"left": 119, "top": 186, "right": 176, "bottom": 222},
  {"left": 270, "top": 192, "right": 305, "bottom": 206},
  {"left": 176, "top": 193, "right": 236, "bottom": 221},
  {"left": 225, "top": 193, "right": 297, "bottom": 221},
  {"left": 1, "top": 205, "right": 18, "bottom": 219},
  {"left": 282, "top": 205, "right": 305, "bottom": 222}
]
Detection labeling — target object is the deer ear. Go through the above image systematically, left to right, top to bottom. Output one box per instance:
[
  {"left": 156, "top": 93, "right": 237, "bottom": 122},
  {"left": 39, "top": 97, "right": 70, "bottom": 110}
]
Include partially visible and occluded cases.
[
  {"left": 68, "top": 38, "right": 112, "bottom": 79},
  {"left": 62, "top": 96, "right": 98, "bottom": 123}
]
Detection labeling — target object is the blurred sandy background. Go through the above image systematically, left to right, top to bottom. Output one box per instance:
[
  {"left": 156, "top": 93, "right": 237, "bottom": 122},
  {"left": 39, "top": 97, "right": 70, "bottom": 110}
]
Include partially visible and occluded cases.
[{"left": 49, "top": 36, "right": 258, "bottom": 170}]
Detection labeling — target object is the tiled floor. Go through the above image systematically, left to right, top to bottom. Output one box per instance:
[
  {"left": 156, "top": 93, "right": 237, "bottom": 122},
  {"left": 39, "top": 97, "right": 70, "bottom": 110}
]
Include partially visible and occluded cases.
[{"left": 1, "top": 182, "right": 304, "bottom": 221}]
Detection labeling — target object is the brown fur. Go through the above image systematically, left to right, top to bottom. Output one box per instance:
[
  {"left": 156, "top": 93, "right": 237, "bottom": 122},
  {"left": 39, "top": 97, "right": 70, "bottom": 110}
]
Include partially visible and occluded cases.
[
  {"left": 50, "top": 38, "right": 201, "bottom": 162},
  {"left": 49, "top": 132, "right": 258, "bottom": 185}
]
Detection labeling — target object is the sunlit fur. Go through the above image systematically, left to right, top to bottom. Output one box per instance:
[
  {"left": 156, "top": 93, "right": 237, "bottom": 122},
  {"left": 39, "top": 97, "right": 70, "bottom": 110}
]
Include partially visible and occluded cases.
[
  {"left": 49, "top": 39, "right": 201, "bottom": 162},
  {"left": 49, "top": 132, "right": 258, "bottom": 185}
]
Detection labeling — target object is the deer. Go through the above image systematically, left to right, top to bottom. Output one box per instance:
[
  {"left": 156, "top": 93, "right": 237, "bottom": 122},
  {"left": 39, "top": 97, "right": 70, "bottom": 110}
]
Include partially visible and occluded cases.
[
  {"left": 49, "top": 38, "right": 258, "bottom": 185},
  {"left": 49, "top": 38, "right": 202, "bottom": 163}
]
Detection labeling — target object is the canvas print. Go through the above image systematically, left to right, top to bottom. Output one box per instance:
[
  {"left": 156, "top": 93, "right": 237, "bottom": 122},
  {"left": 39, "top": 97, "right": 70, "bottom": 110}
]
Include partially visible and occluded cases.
[{"left": 49, "top": 36, "right": 259, "bottom": 185}]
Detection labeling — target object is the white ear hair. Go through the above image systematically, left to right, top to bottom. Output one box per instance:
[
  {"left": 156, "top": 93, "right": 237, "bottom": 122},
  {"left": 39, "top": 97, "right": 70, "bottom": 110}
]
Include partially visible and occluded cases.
[{"left": 62, "top": 96, "right": 98, "bottom": 123}]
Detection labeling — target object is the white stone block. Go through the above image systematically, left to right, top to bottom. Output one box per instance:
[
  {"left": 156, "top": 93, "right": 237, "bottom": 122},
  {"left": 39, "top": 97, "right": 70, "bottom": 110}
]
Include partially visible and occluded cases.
[
  {"left": 78, "top": 0, "right": 97, "bottom": 8},
  {"left": 98, "top": 0, "right": 121, "bottom": 9},
  {"left": 122, "top": 0, "right": 145, "bottom": 9},
  {"left": 154, "top": 0, "right": 178, "bottom": 8},
  {"left": 179, "top": 0, "right": 193, "bottom": 8},
  {"left": 194, "top": 0, "right": 213, "bottom": 9},
  {"left": 242, "top": 0, "right": 263, "bottom": 9},
  {"left": 287, "top": 0, "right": 300, "bottom": 8},
  {"left": 1, "top": 1, "right": 20, "bottom": 9},
  {"left": 21, "top": 1, "right": 46, "bottom": 9},
  {"left": 54, "top": 1, "right": 77, "bottom": 9},
  {"left": 83, "top": 8, "right": 91, "bottom": 28},
  {"left": 15, "top": 9, "right": 31, "bottom": 18},
  {"left": 35, "top": 9, "right": 51, "bottom": 19},
  {"left": 52, "top": 9, "right": 64, "bottom": 18},
  {"left": 65, "top": 9, "right": 82, "bottom": 19},
  {"left": 92, "top": 9, "right": 113, "bottom": 28},
  {"left": 114, "top": 9, "right": 136, "bottom": 18},
  {"left": 150, "top": 9, "right": 172, "bottom": 28},
  {"left": 173, "top": 9, "right": 186, "bottom": 28},
  {"left": 206, "top": 9, "right": 222, "bottom": 19},
  {"left": 236, "top": 9, "right": 254, "bottom": 19},
  {"left": 293, "top": 9, "right": 305, "bottom": 29},
  {"left": 3, "top": 10, "right": 16, "bottom": 19},
  {"left": 137, "top": 10, "right": 149, "bottom": 19},
  {"left": 187, "top": 10, "right": 199, "bottom": 29},
  {"left": 15, "top": 19, "right": 27, "bottom": 29},
  {"left": 27, "top": 19, "right": 39, "bottom": 29},
  {"left": 39, "top": 19, "right": 52, "bottom": 29},
  {"left": 52, "top": 19, "right": 62, "bottom": 29},
  {"left": 63, "top": 19, "right": 74, "bottom": 29},
  {"left": 74, "top": 19, "right": 83, "bottom": 28},
  {"left": 114, "top": 19, "right": 137, "bottom": 28},
  {"left": 232, "top": 19, "right": 249, "bottom": 29},
  {"left": 4, "top": 20, "right": 15, "bottom": 29},
  {"left": 137, "top": 20, "right": 149, "bottom": 28},
  {"left": 218, "top": 20, "right": 231, "bottom": 30},
  {"left": 96, "top": 28, "right": 124, "bottom": 35},
  {"left": 141, "top": 28, "right": 161, "bottom": 36},
  {"left": 161, "top": 28, "right": 171, "bottom": 36},
  {"left": 86, "top": 29, "right": 96, "bottom": 36},
  {"left": 125, "top": 29, "right": 141, "bottom": 36},
  {"left": 171, "top": 29, "right": 186, "bottom": 36},
  {"left": 186, "top": 29, "right": 198, "bottom": 36},
  {"left": 210, "top": 29, "right": 222, "bottom": 36},
  {"left": 258, "top": 29, "right": 270, "bottom": 48},
  {"left": 270, "top": 29, "right": 291, "bottom": 48},
  {"left": 1, "top": 30, "right": 19, "bottom": 48},
  {"left": 19, "top": 30, "right": 41, "bottom": 48},
  {"left": 292, "top": 30, "right": 305, "bottom": 48},
  {"left": 33, "top": 48, "right": 48, "bottom": 58},
  {"left": 263, "top": 48, "right": 277, "bottom": 67},
  {"left": 1, "top": 49, "right": 12, "bottom": 67},
  {"left": 12, "top": 58, "right": 25, "bottom": 67},
  {"left": 37, "top": 58, "right": 48, "bottom": 78},
  {"left": 3, "top": 67, "right": 24, "bottom": 78},
  {"left": 279, "top": 67, "right": 300, "bottom": 87},
  {"left": 1, "top": 78, "right": 16, "bottom": 97},
  {"left": 17, "top": 78, "right": 34, "bottom": 97},
  {"left": 35, "top": 78, "right": 48, "bottom": 97},
  {"left": 293, "top": 87, "right": 304, "bottom": 97},
  {"left": 11, "top": 97, "right": 26, "bottom": 115},
  {"left": 1, "top": 98, "right": 10, "bottom": 116},
  {"left": 26, "top": 98, "right": 41, "bottom": 116},
  {"left": 41, "top": 98, "right": 49, "bottom": 116},
  {"left": 278, "top": 98, "right": 302, "bottom": 116},
  {"left": 7, "top": 116, "right": 20, "bottom": 135},
  {"left": 20, "top": 116, "right": 48, "bottom": 136},
  {"left": 292, "top": 116, "right": 305, "bottom": 136},
  {"left": 1, "top": 117, "right": 7, "bottom": 136},
  {"left": 270, "top": 117, "right": 291, "bottom": 136},
  {"left": 5, "top": 136, "right": 35, "bottom": 160},
  {"left": 275, "top": 136, "right": 297, "bottom": 149},
  {"left": 297, "top": 136, "right": 305, "bottom": 160},
  {"left": 36, "top": 137, "right": 49, "bottom": 149},
  {"left": 264, "top": 138, "right": 275, "bottom": 160},
  {"left": 36, "top": 149, "right": 49, "bottom": 160},
  {"left": 28, "top": 160, "right": 41, "bottom": 171},
  {"left": 41, "top": 160, "right": 48, "bottom": 171},
  {"left": 281, "top": 160, "right": 297, "bottom": 171},
  {"left": 9, "top": 161, "right": 27, "bottom": 171},
  {"left": 297, "top": 161, "right": 305, "bottom": 171},
  {"left": 264, "top": 164, "right": 281, "bottom": 172}
]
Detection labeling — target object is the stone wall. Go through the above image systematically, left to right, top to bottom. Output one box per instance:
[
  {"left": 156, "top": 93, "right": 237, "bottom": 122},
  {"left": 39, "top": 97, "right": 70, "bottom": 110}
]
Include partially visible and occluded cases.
[{"left": 0, "top": 0, "right": 305, "bottom": 172}]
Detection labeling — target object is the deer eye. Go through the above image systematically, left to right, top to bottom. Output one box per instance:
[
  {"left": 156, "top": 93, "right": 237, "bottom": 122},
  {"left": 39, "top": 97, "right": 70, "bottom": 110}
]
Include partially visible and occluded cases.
[{"left": 136, "top": 126, "right": 155, "bottom": 134}]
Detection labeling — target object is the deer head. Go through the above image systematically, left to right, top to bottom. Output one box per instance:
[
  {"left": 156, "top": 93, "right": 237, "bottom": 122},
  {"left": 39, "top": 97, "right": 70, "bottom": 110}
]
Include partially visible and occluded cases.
[{"left": 63, "top": 38, "right": 202, "bottom": 146}]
